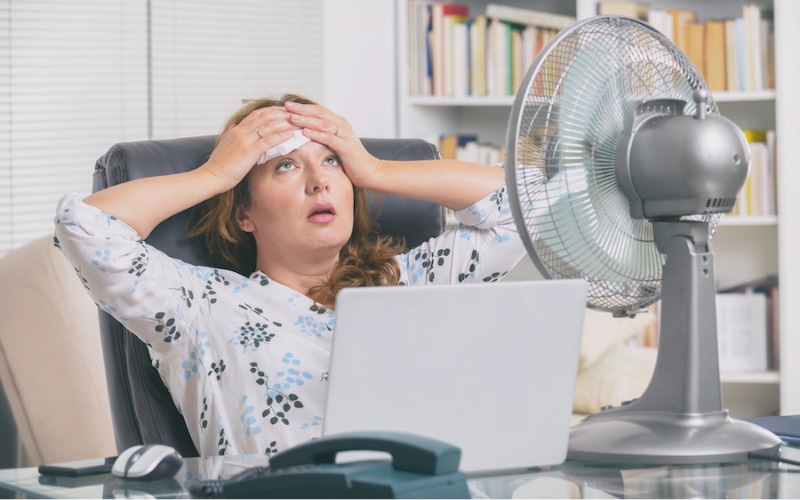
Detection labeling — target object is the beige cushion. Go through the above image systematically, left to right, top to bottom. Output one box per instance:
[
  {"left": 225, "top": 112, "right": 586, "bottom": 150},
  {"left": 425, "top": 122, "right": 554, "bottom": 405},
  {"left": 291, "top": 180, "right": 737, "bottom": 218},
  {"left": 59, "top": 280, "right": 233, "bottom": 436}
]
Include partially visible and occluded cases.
[
  {"left": 0, "top": 236, "right": 116, "bottom": 466},
  {"left": 579, "top": 308, "right": 655, "bottom": 370},
  {"left": 573, "top": 344, "right": 658, "bottom": 415}
]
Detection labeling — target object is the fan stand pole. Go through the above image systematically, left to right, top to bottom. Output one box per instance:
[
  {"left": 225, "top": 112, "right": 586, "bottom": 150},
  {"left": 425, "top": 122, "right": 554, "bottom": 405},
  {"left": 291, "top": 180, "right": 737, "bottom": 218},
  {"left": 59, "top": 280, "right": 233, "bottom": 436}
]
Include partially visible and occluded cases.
[{"left": 568, "top": 220, "right": 781, "bottom": 464}]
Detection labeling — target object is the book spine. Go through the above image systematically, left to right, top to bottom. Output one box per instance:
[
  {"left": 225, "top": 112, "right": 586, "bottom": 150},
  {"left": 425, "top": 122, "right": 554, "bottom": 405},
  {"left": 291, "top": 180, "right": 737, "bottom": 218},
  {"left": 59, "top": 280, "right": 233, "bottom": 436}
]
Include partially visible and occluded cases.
[
  {"left": 408, "top": 2, "right": 584, "bottom": 98},
  {"left": 484, "top": 3, "right": 575, "bottom": 31},
  {"left": 656, "top": 6, "right": 774, "bottom": 92},
  {"left": 704, "top": 19, "right": 726, "bottom": 92},
  {"left": 738, "top": 129, "right": 776, "bottom": 217},
  {"left": 716, "top": 293, "right": 769, "bottom": 374}
]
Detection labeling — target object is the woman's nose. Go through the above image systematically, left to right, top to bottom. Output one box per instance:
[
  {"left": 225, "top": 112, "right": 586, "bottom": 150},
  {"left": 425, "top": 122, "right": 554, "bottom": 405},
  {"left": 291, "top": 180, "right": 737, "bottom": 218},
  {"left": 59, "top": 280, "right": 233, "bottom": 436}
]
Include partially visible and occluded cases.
[{"left": 306, "top": 164, "right": 329, "bottom": 194}]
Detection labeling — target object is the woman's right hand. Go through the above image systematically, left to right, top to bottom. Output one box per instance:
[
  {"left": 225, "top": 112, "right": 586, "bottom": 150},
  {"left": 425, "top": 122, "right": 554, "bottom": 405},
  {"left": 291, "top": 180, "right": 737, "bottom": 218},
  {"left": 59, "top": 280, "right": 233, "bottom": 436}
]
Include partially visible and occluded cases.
[
  {"left": 84, "top": 106, "right": 300, "bottom": 239},
  {"left": 201, "top": 106, "right": 300, "bottom": 193}
]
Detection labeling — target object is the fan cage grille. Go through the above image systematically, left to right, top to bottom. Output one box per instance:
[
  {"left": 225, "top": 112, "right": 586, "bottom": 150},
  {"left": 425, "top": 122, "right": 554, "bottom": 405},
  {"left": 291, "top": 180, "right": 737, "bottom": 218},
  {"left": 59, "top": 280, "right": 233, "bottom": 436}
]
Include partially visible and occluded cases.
[{"left": 507, "top": 16, "right": 720, "bottom": 314}]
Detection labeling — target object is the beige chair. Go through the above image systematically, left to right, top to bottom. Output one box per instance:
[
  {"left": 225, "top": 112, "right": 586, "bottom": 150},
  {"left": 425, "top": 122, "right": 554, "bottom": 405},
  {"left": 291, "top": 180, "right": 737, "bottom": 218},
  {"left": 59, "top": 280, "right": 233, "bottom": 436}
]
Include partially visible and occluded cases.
[{"left": 0, "top": 236, "right": 116, "bottom": 466}]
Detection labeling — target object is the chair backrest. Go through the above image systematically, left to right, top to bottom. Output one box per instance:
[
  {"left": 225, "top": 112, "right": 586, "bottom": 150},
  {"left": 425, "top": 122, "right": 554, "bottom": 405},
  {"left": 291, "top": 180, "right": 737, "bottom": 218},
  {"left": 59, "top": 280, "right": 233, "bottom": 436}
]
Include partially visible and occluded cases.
[{"left": 92, "top": 135, "right": 445, "bottom": 456}]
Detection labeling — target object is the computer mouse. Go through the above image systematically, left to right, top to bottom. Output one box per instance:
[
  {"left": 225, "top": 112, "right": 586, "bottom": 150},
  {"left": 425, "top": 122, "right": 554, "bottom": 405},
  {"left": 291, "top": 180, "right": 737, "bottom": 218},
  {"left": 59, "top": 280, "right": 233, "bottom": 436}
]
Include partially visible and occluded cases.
[{"left": 111, "top": 444, "right": 184, "bottom": 481}]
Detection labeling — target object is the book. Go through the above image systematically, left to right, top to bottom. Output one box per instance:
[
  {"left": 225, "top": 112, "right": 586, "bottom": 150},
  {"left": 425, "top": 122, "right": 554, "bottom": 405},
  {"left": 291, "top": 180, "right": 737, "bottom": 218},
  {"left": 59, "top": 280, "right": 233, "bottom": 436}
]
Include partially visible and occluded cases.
[
  {"left": 409, "top": 0, "right": 433, "bottom": 96},
  {"left": 597, "top": 1, "right": 650, "bottom": 21},
  {"left": 430, "top": 3, "right": 470, "bottom": 96},
  {"left": 484, "top": 3, "right": 575, "bottom": 31},
  {"left": 743, "top": 3, "right": 763, "bottom": 91},
  {"left": 668, "top": 8, "right": 698, "bottom": 55},
  {"left": 761, "top": 8, "right": 776, "bottom": 89},
  {"left": 648, "top": 9, "right": 674, "bottom": 41},
  {"left": 469, "top": 14, "right": 487, "bottom": 96},
  {"left": 735, "top": 17, "right": 747, "bottom": 92},
  {"left": 485, "top": 18, "right": 496, "bottom": 96},
  {"left": 724, "top": 18, "right": 740, "bottom": 91},
  {"left": 487, "top": 19, "right": 509, "bottom": 96},
  {"left": 704, "top": 19, "right": 727, "bottom": 91},
  {"left": 451, "top": 20, "right": 470, "bottom": 97},
  {"left": 682, "top": 21, "right": 706, "bottom": 77},
  {"left": 510, "top": 27, "right": 523, "bottom": 94},
  {"left": 734, "top": 129, "right": 760, "bottom": 216},
  {"left": 738, "top": 129, "right": 776, "bottom": 217},
  {"left": 766, "top": 129, "right": 777, "bottom": 215},
  {"left": 438, "top": 133, "right": 478, "bottom": 160},
  {"left": 439, "top": 134, "right": 458, "bottom": 159},
  {"left": 456, "top": 140, "right": 502, "bottom": 164},
  {"left": 751, "top": 141, "right": 768, "bottom": 215},
  {"left": 718, "top": 274, "right": 779, "bottom": 371},
  {"left": 769, "top": 284, "right": 779, "bottom": 371},
  {"left": 715, "top": 293, "right": 768, "bottom": 374}
]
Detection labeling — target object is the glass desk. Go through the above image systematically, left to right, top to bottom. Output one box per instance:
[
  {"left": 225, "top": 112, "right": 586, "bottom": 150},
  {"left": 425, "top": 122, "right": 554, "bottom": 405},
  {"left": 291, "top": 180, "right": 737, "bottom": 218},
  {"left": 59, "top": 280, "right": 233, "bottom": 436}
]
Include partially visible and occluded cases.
[{"left": 1, "top": 449, "right": 800, "bottom": 498}]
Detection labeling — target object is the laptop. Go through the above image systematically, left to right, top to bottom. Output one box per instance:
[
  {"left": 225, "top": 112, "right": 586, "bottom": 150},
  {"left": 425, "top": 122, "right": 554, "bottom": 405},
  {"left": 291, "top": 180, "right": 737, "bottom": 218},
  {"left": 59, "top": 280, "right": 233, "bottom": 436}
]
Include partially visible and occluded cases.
[{"left": 323, "top": 279, "right": 587, "bottom": 473}]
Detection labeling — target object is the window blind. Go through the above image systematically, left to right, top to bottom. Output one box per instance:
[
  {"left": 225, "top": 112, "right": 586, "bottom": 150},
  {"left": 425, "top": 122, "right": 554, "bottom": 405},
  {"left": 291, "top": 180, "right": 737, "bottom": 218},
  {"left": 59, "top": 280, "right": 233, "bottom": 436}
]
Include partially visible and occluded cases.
[
  {"left": 0, "top": 0, "right": 324, "bottom": 257},
  {"left": 0, "top": 0, "right": 149, "bottom": 256},
  {"left": 150, "top": 0, "right": 324, "bottom": 138}
]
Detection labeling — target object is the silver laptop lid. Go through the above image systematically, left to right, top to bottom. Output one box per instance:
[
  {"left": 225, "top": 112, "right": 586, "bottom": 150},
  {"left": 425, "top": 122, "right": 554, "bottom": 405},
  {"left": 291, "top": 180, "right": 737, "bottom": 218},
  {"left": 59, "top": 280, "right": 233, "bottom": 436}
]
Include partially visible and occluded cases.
[{"left": 323, "top": 280, "right": 587, "bottom": 473}]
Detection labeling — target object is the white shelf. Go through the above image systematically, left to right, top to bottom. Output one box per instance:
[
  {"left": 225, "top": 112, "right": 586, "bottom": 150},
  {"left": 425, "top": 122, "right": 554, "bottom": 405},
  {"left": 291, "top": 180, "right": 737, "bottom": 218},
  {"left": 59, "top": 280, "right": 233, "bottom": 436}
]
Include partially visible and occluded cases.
[
  {"left": 409, "top": 90, "right": 774, "bottom": 106},
  {"left": 714, "top": 90, "right": 776, "bottom": 103},
  {"left": 408, "top": 96, "right": 516, "bottom": 107},
  {"left": 719, "top": 215, "right": 778, "bottom": 227},
  {"left": 721, "top": 371, "right": 780, "bottom": 384}
]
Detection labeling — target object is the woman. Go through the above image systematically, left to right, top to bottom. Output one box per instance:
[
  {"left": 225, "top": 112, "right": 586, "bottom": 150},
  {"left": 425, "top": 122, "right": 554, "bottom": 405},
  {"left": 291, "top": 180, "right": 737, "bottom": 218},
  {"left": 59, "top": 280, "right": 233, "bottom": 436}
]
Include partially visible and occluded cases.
[{"left": 54, "top": 94, "right": 525, "bottom": 457}]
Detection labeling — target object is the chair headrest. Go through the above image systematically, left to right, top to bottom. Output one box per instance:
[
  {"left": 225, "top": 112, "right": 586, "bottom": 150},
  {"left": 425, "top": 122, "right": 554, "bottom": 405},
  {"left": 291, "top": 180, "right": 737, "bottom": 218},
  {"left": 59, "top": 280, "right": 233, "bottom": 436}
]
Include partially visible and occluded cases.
[{"left": 93, "top": 136, "right": 445, "bottom": 270}]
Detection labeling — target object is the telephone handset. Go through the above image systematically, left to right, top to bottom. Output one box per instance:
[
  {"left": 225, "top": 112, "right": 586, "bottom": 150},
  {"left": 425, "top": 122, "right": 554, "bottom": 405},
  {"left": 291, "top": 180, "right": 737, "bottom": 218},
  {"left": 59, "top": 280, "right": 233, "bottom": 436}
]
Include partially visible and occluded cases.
[
  {"left": 269, "top": 430, "right": 462, "bottom": 475},
  {"left": 190, "top": 431, "right": 470, "bottom": 499}
]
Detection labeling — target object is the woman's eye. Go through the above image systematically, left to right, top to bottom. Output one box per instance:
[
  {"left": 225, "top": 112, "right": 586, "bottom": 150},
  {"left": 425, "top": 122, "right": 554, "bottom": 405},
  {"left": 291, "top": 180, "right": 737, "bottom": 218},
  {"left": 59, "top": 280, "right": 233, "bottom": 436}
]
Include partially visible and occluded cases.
[
  {"left": 324, "top": 156, "right": 341, "bottom": 166},
  {"left": 276, "top": 161, "right": 296, "bottom": 172}
]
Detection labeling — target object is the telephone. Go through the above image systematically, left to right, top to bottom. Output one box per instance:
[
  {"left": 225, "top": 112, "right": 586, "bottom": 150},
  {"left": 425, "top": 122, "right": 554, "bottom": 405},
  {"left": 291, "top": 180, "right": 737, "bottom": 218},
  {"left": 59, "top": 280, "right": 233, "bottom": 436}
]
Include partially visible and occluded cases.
[{"left": 189, "top": 431, "right": 470, "bottom": 499}]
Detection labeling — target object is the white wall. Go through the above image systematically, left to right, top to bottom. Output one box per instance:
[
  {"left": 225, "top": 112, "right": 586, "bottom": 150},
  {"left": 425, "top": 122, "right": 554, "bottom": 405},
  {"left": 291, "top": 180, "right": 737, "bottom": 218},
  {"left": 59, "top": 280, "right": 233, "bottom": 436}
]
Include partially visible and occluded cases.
[
  {"left": 322, "top": 0, "right": 398, "bottom": 138},
  {"left": 775, "top": 0, "right": 800, "bottom": 414}
]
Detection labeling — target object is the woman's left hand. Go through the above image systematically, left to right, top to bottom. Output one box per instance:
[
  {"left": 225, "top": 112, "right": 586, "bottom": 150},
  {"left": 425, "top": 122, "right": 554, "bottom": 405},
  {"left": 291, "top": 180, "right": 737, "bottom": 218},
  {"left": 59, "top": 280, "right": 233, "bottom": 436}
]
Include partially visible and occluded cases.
[
  {"left": 285, "top": 100, "right": 505, "bottom": 210},
  {"left": 284, "top": 101, "right": 382, "bottom": 189}
]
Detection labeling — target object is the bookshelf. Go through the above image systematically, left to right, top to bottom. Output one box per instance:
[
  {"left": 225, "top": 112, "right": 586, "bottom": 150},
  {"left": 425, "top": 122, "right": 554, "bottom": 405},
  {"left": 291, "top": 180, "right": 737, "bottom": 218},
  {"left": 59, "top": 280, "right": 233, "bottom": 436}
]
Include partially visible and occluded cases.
[{"left": 397, "top": 0, "right": 800, "bottom": 417}]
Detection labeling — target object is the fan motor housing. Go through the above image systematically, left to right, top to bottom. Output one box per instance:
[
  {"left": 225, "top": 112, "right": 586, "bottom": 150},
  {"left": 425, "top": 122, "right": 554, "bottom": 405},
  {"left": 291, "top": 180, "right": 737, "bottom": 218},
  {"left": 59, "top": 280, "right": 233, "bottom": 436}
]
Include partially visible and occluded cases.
[{"left": 618, "top": 102, "right": 750, "bottom": 219}]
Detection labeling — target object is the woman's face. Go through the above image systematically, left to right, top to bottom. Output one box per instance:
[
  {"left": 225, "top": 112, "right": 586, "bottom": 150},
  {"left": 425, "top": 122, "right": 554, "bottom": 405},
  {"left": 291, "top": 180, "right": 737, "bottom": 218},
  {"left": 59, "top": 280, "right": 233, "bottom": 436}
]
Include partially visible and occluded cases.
[{"left": 236, "top": 140, "right": 355, "bottom": 265}]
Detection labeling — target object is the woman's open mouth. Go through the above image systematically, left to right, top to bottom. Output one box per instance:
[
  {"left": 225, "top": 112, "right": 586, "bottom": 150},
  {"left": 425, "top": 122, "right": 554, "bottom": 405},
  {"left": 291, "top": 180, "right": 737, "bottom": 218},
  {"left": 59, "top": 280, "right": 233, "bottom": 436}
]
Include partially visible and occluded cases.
[{"left": 307, "top": 203, "right": 336, "bottom": 223}]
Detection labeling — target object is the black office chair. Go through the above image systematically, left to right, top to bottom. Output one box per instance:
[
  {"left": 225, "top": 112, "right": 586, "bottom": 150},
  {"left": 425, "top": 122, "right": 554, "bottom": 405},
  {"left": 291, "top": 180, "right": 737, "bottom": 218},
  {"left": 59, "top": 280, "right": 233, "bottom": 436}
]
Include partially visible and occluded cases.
[{"left": 92, "top": 135, "right": 445, "bottom": 457}]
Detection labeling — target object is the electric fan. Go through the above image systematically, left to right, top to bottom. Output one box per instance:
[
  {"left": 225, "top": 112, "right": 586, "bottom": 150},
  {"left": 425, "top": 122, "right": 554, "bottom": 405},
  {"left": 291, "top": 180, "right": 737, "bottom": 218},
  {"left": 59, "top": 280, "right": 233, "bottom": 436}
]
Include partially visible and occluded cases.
[{"left": 505, "top": 15, "right": 782, "bottom": 464}]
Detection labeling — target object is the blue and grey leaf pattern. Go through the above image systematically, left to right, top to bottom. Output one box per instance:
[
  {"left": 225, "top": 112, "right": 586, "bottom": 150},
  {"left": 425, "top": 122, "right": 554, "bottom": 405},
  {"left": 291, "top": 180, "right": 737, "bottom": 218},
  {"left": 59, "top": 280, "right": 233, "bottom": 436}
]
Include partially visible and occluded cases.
[
  {"left": 52, "top": 186, "right": 525, "bottom": 458},
  {"left": 150, "top": 311, "right": 182, "bottom": 343}
]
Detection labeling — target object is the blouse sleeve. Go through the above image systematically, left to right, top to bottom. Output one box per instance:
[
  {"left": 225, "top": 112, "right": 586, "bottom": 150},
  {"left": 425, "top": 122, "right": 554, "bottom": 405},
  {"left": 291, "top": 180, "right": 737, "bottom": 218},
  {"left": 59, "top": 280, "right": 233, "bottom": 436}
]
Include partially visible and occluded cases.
[
  {"left": 398, "top": 184, "right": 527, "bottom": 285},
  {"left": 53, "top": 193, "right": 209, "bottom": 349}
]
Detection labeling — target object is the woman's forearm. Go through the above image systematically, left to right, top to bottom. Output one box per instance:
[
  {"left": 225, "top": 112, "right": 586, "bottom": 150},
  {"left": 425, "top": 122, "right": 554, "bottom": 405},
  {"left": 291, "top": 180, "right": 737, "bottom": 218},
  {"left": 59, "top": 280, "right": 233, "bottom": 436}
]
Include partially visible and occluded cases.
[
  {"left": 85, "top": 106, "right": 300, "bottom": 239},
  {"left": 365, "top": 159, "right": 505, "bottom": 211},
  {"left": 83, "top": 168, "right": 226, "bottom": 239}
]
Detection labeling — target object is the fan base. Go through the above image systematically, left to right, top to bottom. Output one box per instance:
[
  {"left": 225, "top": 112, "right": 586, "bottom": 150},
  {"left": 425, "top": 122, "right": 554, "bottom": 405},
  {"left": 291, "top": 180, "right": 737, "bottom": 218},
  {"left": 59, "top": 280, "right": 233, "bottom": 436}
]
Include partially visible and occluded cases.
[{"left": 568, "top": 409, "right": 781, "bottom": 465}]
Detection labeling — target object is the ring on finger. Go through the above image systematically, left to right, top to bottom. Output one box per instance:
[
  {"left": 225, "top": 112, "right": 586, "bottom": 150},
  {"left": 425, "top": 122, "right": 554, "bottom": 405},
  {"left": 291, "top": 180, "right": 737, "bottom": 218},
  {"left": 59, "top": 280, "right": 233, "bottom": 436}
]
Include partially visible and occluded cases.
[
  {"left": 334, "top": 125, "right": 339, "bottom": 136},
  {"left": 255, "top": 127, "right": 263, "bottom": 138}
]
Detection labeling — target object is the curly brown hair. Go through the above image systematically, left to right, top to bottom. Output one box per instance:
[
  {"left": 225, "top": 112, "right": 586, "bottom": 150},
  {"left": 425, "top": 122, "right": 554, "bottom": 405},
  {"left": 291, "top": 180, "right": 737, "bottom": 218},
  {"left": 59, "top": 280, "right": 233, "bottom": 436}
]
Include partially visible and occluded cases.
[{"left": 189, "top": 94, "right": 405, "bottom": 308}]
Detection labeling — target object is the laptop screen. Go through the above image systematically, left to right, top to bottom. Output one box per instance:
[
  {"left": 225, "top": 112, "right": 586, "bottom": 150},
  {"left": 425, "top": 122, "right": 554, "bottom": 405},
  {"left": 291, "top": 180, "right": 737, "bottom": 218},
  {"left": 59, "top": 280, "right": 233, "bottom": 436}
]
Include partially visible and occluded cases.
[{"left": 323, "top": 279, "right": 587, "bottom": 473}]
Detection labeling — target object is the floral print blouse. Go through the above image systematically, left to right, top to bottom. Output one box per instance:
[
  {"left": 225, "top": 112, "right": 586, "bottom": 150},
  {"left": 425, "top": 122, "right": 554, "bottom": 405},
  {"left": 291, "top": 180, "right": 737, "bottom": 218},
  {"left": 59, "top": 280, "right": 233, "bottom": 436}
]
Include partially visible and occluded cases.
[{"left": 53, "top": 185, "right": 525, "bottom": 457}]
